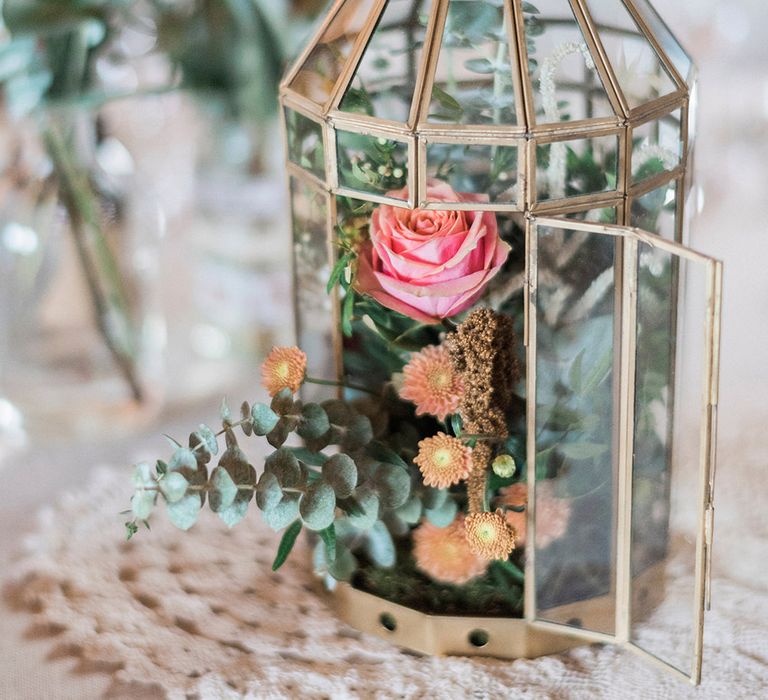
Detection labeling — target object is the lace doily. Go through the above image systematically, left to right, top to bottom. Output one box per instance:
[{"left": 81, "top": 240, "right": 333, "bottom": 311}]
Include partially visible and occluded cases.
[{"left": 3, "top": 466, "right": 767, "bottom": 699}]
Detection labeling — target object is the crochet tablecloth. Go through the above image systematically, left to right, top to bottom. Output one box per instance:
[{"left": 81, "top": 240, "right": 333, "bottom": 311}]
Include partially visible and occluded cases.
[{"left": 2, "top": 449, "right": 767, "bottom": 700}]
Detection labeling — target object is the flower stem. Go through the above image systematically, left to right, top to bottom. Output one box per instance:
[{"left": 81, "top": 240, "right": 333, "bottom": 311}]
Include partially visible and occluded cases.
[{"left": 304, "top": 376, "right": 379, "bottom": 397}]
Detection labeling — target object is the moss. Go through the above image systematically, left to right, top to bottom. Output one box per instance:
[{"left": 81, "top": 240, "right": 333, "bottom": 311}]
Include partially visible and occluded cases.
[{"left": 351, "top": 537, "right": 524, "bottom": 618}]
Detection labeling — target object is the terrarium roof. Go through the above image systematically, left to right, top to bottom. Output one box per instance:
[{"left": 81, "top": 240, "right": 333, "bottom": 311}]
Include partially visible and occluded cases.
[{"left": 281, "top": 0, "right": 694, "bottom": 134}]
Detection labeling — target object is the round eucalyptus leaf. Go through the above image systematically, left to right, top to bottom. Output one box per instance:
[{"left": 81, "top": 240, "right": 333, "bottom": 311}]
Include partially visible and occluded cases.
[
  {"left": 271, "top": 388, "right": 299, "bottom": 416},
  {"left": 321, "top": 399, "right": 353, "bottom": 427},
  {"left": 251, "top": 403, "right": 279, "bottom": 436},
  {"left": 297, "top": 403, "right": 330, "bottom": 441},
  {"left": 342, "top": 414, "right": 373, "bottom": 451},
  {"left": 267, "top": 417, "right": 292, "bottom": 448},
  {"left": 195, "top": 424, "right": 219, "bottom": 456},
  {"left": 168, "top": 447, "right": 197, "bottom": 473},
  {"left": 265, "top": 448, "right": 302, "bottom": 488},
  {"left": 322, "top": 454, "right": 357, "bottom": 498},
  {"left": 132, "top": 462, "right": 154, "bottom": 488},
  {"left": 373, "top": 463, "right": 411, "bottom": 509},
  {"left": 209, "top": 467, "right": 237, "bottom": 512},
  {"left": 159, "top": 471, "right": 189, "bottom": 504},
  {"left": 256, "top": 471, "right": 283, "bottom": 512},
  {"left": 299, "top": 481, "right": 336, "bottom": 531},
  {"left": 347, "top": 487, "right": 379, "bottom": 530},
  {"left": 422, "top": 487, "right": 448, "bottom": 511},
  {"left": 131, "top": 490, "right": 155, "bottom": 520},
  {"left": 167, "top": 493, "right": 202, "bottom": 531},
  {"left": 262, "top": 493, "right": 301, "bottom": 531},
  {"left": 217, "top": 495, "right": 250, "bottom": 528},
  {"left": 395, "top": 495, "right": 422, "bottom": 525},
  {"left": 424, "top": 496, "right": 458, "bottom": 528},
  {"left": 364, "top": 521, "right": 395, "bottom": 568},
  {"left": 328, "top": 546, "right": 358, "bottom": 582}
]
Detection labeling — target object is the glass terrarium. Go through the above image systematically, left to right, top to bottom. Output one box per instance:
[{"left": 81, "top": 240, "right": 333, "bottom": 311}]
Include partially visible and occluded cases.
[{"left": 280, "top": 0, "right": 722, "bottom": 684}]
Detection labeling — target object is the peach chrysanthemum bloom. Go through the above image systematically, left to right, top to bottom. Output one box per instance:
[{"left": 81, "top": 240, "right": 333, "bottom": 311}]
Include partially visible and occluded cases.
[
  {"left": 400, "top": 345, "right": 463, "bottom": 421},
  {"left": 260, "top": 346, "right": 307, "bottom": 397},
  {"left": 413, "top": 432, "right": 472, "bottom": 489},
  {"left": 498, "top": 481, "right": 571, "bottom": 549},
  {"left": 465, "top": 509, "right": 517, "bottom": 561},
  {"left": 412, "top": 515, "right": 488, "bottom": 585}
]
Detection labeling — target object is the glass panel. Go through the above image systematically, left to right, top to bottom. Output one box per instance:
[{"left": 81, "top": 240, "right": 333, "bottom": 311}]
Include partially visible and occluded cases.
[
  {"left": 289, "top": 0, "right": 379, "bottom": 105},
  {"left": 340, "top": 0, "right": 432, "bottom": 122},
  {"left": 427, "top": 0, "right": 518, "bottom": 125},
  {"left": 522, "top": 0, "right": 615, "bottom": 124},
  {"left": 581, "top": 0, "right": 678, "bottom": 108},
  {"left": 625, "top": 0, "right": 693, "bottom": 85},
  {"left": 285, "top": 108, "right": 326, "bottom": 180},
  {"left": 631, "top": 109, "right": 682, "bottom": 184},
  {"left": 336, "top": 130, "right": 410, "bottom": 199},
  {"left": 536, "top": 134, "right": 619, "bottom": 201},
  {"left": 425, "top": 142, "right": 519, "bottom": 204},
  {"left": 290, "top": 176, "right": 336, "bottom": 400},
  {"left": 630, "top": 179, "right": 677, "bottom": 239},
  {"left": 564, "top": 206, "right": 618, "bottom": 224},
  {"left": 534, "top": 224, "right": 618, "bottom": 635},
  {"left": 630, "top": 241, "right": 711, "bottom": 677}
]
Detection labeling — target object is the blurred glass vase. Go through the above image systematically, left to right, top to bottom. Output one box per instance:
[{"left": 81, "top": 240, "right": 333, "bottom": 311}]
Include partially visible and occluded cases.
[{"left": 0, "top": 108, "right": 164, "bottom": 440}]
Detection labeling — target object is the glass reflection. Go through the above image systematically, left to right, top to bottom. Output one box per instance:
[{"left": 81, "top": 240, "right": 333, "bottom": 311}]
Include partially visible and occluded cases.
[
  {"left": 289, "top": 0, "right": 379, "bottom": 105},
  {"left": 341, "top": 0, "right": 432, "bottom": 122},
  {"left": 336, "top": 130, "right": 410, "bottom": 199},
  {"left": 290, "top": 176, "right": 335, "bottom": 399},
  {"left": 630, "top": 179, "right": 677, "bottom": 239},
  {"left": 534, "top": 224, "right": 617, "bottom": 634},
  {"left": 630, "top": 243, "right": 710, "bottom": 677}
]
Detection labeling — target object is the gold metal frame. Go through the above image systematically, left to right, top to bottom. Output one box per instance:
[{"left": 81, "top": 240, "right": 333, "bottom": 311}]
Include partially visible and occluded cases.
[
  {"left": 280, "top": 0, "right": 721, "bottom": 684},
  {"left": 526, "top": 216, "right": 723, "bottom": 683}
]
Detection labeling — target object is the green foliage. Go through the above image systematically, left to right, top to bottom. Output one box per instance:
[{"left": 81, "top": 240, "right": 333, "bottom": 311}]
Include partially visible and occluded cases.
[
  {"left": 251, "top": 403, "right": 280, "bottom": 436},
  {"left": 322, "top": 454, "right": 358, "bottom": 499},
  {"left": 299, "top": 481, "right": 336, "bottom": 531},
  {"left": 424, "top": 497, "right": 458, "bottom": 528},
  {"left": 272, "top": 520, "right": 302, "bottom": 571}
]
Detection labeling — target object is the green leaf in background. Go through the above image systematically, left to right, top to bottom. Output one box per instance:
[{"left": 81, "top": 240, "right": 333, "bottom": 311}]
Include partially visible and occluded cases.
[
  {"left": 366, "top": 441, "right": 409, "bottom": 471},
  {"left": 559, "top": 442, "right": 609, "bottom": 460},
  {"left": 373, "top": 464, "right": 411, "bottom": 509},
  {"left": 346, "top": 488, "right": 380, "bottom": 530},
  {"left": 394, "top": 496, "right": 422, "bottom": 525},
  {"left": 424, "top": 496, "right": 457, "bottom": 528},
  {"left": 272, "top": 520, "right": 302, "bottom": 572},
  {"left": 364, "top": 521, "right": 395, "bottom": 568},
  {"left": 319, "top": 524, "right": 337, "bottom": 564}
]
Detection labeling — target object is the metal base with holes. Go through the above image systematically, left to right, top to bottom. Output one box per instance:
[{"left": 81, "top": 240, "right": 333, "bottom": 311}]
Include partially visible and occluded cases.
[
  {"left": 328, "top": 561, "right": 667, "bottom": 660},
  {"left": 330, "top": 583, "right": 578, "bottom": 659}
]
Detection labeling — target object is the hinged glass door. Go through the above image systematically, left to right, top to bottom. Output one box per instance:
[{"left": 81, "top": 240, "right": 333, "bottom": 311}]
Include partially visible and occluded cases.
[{"left": 525, "top": 217, "right": 722, "bottom": 684}]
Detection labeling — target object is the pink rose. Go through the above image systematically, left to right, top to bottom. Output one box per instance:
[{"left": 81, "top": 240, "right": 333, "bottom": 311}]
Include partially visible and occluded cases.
[{"left": 355, "top": 180, "right": 510, "bottom": 324}]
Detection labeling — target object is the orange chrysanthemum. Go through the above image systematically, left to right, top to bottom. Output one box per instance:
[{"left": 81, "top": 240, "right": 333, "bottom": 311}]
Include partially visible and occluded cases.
[
  {"left": 400, "top": 345, "right": 463, "bottom": 421},
  {"left": 260, "top": 346, "right": 307, "bottom": 397},
  {"left": 413, "top": 432, "right": 472, "bottom": 489},
  {"left": 498, "top": 481, "right": 571, "bottom": 549},
  {"left": 465, "top": 509, "right": 517, "bottom": 561},
  {"left": 412, "top": 515, "right": 488, "bottom": 585}
]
